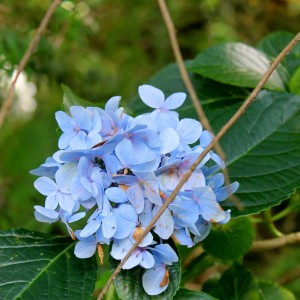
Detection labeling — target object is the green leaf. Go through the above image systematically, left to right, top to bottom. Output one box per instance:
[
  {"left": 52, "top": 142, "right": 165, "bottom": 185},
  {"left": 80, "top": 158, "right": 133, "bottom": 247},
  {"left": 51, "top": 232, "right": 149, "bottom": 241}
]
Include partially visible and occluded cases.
[
  {"left": 257, "top": 31, "right": 300, "bottom": 76},
  {"left": 189, "top": 43, "right": 286, "bottom": 91},
  {"left": 289, "top": 67, "right": 300, "bottom": 95},
  {"left": 62, "top": 84, "right": 95, "bottom": 112},
  {"left": 214, "top": 91, "right": 300, "bottom": 216},
  {"left": 202, "top": 217, "right": 255, "bottom": 261},
  {"left": 0, "top": 229, "right": 97, "bottom": 299},
  {"left": 108, "top": 242, "right": 181, "bottom": 300},
  {"left": 206, "top": 264, "right": 263, "bottom": 300},
  {"left": 257, "top": 281, "right": 296, "bottom": 300},
  {"left": 173, "top": 288, "right": 218, "bottom": 300}
]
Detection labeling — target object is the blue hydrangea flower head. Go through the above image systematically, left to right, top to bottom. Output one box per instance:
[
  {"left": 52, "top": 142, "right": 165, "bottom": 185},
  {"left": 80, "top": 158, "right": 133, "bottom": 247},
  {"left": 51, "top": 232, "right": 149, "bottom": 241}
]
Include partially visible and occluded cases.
[{"left": 31, "top": 84, "right": 239, "bottom": 297}]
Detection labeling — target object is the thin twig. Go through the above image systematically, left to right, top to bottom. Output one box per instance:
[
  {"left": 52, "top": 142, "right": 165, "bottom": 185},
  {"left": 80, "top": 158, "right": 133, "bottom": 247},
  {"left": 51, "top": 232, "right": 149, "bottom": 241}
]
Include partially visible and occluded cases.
[
  {"left": 0, "top": 0, "right": 61, "bottom": 129},
  {"left": 156, "top": 0, "right": 241, "bottom": 208},
  {"left": 97, "top": 31, "right": 300, "bottom": 300},
  {"left": 251, "top": 231, "right": 300, "bottom": 252}
]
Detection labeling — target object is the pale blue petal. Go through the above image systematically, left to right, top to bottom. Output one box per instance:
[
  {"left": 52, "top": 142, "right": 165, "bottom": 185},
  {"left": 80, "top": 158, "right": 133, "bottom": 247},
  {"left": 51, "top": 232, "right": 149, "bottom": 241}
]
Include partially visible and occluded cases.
[
  {"left": 138, "top": 85, "right": 165, "bottom": 108},
  {"left": 163, "top": 92, "right": 186, "bottom": 109},
  {"left": 105, "top": 96, "right": 121, "bottom": 111},
  {"left": 70, "top": 106, "right": 92, "bottom": 130},
  {"left": 55, "top": 111, "right": 73, "bottom": 132},
  {"left": 157, "top": 111, "right": 179, "bottom": 131},
  {"left": 177, "top": 119, "right": 202, "bottom": 144},
  {"left": 159, "top": 128, "right": 179, "bottom": 154},
  {"left": 70, "top": 130, "right": 88, "bottom": 150},
  {"left": 199, "top": 130, "right": 213, "bottom": 148},
  {"left": 58, "top": 132, "right": 74, "bottom": 149},
  {"left": 115, "top": 138, "right": 133, "bottom": 166},
  {"left": 210, "top": 152, "right": 225, "bottom": 169},
  {"left": 130, "top": 158, "right": 160, "bottom": 173},
  {"left": 55, "top": 162, "right": 78, "bottom": 193},
  {"left": 207, "top": 173, "right": 224, "bottom": 190},
  {"left": 112, "top": 174, "right": 138, "bottom": 185},
  {"left": 34, "top": 177, "right": 57, "bottom": 196},
  {"left": 143, "top": 181, "right": 162, "bottom": 206},
  {"left": 215, "top": 182, "right": 239, "bottom": 202},
  {"left": 127, "top": 185, "right": 144, "bottom": 214},
  {"left": 105, "top": 187, "right": 128, "bottom": 203},
  {"left": 195, "top": 187, "right": 226, "bottom": 222},
  {"left": 45, "top": 193, "right": 59, "bottom": 210},
  {"left": 57, "top": 193, "right": 76, "bottom": 213},
  {"left": 139, "top": 200, "right": 153, "bottom": 228},
  {"left": 113, "top": 205, "right": 137, "bottom": 239},
  {"left": 34, "top": 206, "right": 59, "bottom": 223},
  {"left": 152, "top": 206, "right": 174, "bottom": 239},
  {"left": 217, "top": 210, "right": 231, "bottom": 225},
  {"left": 68, "top": 211, "right": 86, "bottom": 223},
  {"left": 102, "top": 212, "right": 117, "bottom": 239},
  {"left": 193, "top": 218, "right": 211, "bottom": 243},
  {"left": 80, "top": 220, "right": 101, "bottom": 238},
  {"left": 173, "top": 228, "right": 194, "bottom": 247},
  {"left": 110, "top": 238, "right": 132, "bottom": 260},
  {"left": 74, "top": 240, "right": 96, "bottom": 258},
  {"left": 152, "top": 244, "right": 178, "bottom": 265},
  {"left": 122, "top": 249, "right": 143, "bottom": 269},
  {"left": 140, "top": 250, "right": 155, "bottom": 269},
  {"left": 142, "top": 267, "right": 168, "bottom": 295}
]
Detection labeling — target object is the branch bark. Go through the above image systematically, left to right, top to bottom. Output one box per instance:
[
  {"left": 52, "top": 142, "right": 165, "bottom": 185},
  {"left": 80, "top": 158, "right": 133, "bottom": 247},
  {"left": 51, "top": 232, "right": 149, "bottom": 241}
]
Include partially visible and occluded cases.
[
  {"left": 0, "top": 0, "right": 61, "bottom": 129},
  {"left": 251, "top": 231, "right": 300, "bottom": 252}
]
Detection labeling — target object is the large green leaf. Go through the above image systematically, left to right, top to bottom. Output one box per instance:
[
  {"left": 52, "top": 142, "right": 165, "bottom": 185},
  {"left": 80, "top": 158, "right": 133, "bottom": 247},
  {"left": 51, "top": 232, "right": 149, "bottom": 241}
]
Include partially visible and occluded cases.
[
  {"left": 257, "top": 31, "right": 300, "bottom": 76},
  {"left": 189, "top": 43, "right": 287, "bottom": 91},
  {"left": 212, "top": 91, "right": 300, "bottom": 216},
  {"left": 202, "top": 217, "right": 255, "bottom": 261},
  {"left": 0, "top": 229, "right": 97, "bottom": 299},
  {"left": 109, "top": 242, "right": 181, "bottom": 300},
  {"left": 204, "top": 264, "right": 263, "bottom": 300},
  {"left": 173, "top": 288, "right": 218, "bottom": 300}
]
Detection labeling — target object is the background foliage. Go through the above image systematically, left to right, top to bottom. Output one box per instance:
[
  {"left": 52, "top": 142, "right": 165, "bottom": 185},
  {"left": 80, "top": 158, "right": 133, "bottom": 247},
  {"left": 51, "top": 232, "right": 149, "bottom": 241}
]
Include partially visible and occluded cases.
[{"left": 1, "top": 0, "right": 300, "bottom": 299}]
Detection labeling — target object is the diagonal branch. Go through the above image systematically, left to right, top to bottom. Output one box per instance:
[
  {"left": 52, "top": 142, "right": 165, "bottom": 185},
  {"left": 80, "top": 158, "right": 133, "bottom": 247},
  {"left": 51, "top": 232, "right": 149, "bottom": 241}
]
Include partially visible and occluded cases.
[
  {"left": 0, "top": 0, "right": 61, "bottom": 129},
  {"left": 156, "top": 0, "right": 241, "bottom": 208},
  {"left": 97, "top": 31, "right": 300, "bottom": 300}
]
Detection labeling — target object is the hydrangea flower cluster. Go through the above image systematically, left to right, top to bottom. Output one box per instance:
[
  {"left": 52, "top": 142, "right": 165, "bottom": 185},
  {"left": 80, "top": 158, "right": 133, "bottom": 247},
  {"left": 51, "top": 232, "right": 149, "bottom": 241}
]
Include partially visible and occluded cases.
[{"left": 31, "top": 85, "right": 238, "bottom": 296}]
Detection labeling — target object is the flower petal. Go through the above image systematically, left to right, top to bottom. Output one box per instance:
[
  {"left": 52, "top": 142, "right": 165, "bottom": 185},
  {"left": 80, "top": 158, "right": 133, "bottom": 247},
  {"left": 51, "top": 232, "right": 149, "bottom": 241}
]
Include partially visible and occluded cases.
[
  {"left": 138, "top": 85, "right": 165, "bottom": 108},
  {"left": 163, "top": 92, "right": 186, "bottom": 109},
  {"left": 34, "top": 177, "right": 57, "bottom": 196},
  {"left": 74, "top": 240, "right": 96, "bottom": 258},
  {"left": 142, "top": 266, "right": 169, "bottom": 295}
]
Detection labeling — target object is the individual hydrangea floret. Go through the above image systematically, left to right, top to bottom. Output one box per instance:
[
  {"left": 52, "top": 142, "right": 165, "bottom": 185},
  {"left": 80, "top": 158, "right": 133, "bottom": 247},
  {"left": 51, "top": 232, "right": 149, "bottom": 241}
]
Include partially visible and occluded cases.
[{"left": 31, "top": 84, "right": 239, "bottom": 296}]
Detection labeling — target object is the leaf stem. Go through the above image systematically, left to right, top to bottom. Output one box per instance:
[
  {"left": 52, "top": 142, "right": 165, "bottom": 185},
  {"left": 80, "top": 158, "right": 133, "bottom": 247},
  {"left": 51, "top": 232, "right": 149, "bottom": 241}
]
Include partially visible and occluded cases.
[{"left": 263, "top": 210, "right": 283, "bottom": 237}]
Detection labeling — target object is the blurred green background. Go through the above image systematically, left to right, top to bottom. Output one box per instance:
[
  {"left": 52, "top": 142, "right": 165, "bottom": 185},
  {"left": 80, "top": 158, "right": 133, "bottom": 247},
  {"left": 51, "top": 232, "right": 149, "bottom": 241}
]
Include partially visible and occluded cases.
[{"left": 1, "top": 0, "right": 300, "bottom": 296}]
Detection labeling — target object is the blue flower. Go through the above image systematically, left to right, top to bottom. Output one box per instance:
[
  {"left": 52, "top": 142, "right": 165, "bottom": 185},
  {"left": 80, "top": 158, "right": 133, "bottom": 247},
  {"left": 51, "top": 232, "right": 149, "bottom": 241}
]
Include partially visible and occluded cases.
[
  {"left": 138, "top": 85, "right": 186, "bottom": 131},
  {"left": 55, "top": 106, "right": 102, "bottom": 150},
  {"left": 112, "top": 172, "right": 162, "bottom": 213},
  {"left": 110, "top": 228, "right": 155, "bottom": 269},
  {"left": 142, "top": 243, "right": 178, "bottom": 295}
]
